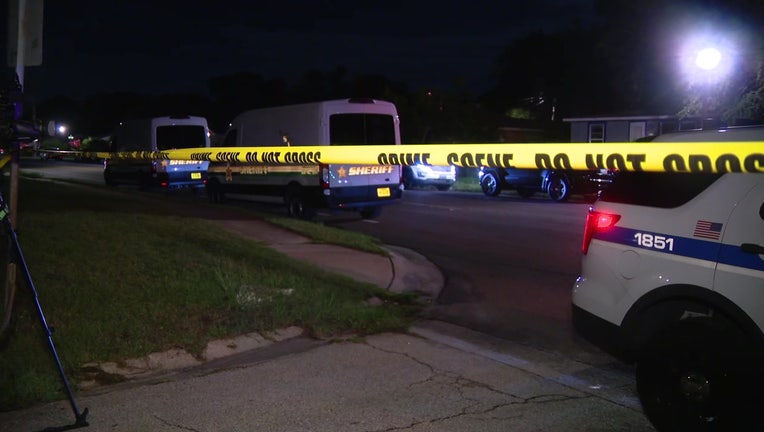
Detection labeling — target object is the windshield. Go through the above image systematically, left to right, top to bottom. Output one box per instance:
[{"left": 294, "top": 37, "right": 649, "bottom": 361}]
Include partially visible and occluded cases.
[{"left": 156, "top": 125, "right": 207, "bottom": 150}]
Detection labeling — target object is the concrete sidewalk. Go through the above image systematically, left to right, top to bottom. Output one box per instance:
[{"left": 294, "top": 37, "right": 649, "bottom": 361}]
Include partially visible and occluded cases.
[
  {"left": 211, "top": 217, "right": 445, "bottom": 298},
  {"left": 0, "top": 320, "right": 655, "bottom": 432}
]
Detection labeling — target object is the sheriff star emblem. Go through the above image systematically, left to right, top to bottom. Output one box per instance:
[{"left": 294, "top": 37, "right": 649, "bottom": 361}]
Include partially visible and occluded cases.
[{"left": 337, "top": 166, "right": 348, "bottom": 178}]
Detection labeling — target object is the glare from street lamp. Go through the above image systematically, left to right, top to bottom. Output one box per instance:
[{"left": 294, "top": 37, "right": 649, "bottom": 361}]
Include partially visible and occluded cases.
[
  {"left": 679, "top": 34, "right": 734, "bottom": 86},
  {"left": 695, "top": 47, "right": 722, "bottom": 71},
  {"left": 58, "top": 125, "right": 67, "bottom": 135}
]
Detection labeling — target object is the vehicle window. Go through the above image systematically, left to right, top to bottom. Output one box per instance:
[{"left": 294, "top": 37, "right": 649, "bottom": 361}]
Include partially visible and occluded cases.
[
  {"left": 329, "top": 114, "right": 395, "bottom": 145},
  {"left": 156, "top": 125, "right": 207, "bottom": 150},
  {"left": 600, "top": 172, "right": 722, "bottom": 208}
]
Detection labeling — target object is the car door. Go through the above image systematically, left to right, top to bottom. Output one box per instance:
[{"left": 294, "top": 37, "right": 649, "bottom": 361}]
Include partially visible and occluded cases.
[{"left": 714, "top": 174, "right": 764, "bottom": 334}]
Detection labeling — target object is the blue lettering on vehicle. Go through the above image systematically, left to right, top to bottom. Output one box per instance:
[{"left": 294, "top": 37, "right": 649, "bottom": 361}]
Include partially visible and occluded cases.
[{"left": 594, "top": 227, "right": 764, "bottom": 272}]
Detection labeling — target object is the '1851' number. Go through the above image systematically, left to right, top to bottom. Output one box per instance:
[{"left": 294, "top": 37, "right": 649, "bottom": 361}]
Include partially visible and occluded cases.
[{"left": 634, "top": 233, "right": 674, "bottom": 251}]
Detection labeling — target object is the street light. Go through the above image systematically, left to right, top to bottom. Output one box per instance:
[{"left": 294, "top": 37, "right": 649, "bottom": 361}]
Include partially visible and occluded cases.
[
  {"left": 678, "top": 31, "right": 737, "bottom": 128},
  {"left": 679, "top": 38, "right": 734, "bottom": 86},
  {"left": 695, "top": 47, "right": 722, "bottom": 71}
]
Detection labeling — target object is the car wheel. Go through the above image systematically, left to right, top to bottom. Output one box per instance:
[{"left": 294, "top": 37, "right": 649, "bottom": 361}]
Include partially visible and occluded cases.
[
  {"left": 104, "top": 168, "right": 117, "bottom": 186},
  {"left": 403, "top": 168, "right": 415, "bottom": 190},
  {"left": 137, "top": 171, "right": 152, "bottom": 191},
  {"left": 480, "top": 171, "right": 501, "bottom": 196},
  {"left": 547, "top": 176, "right": 570, "bottom": 202},
  {"left": 206, "top": 179, "right": 225, "bottom": 203},
  {"left": 286, "top": 189, "right": 315, "bottom": 220},
  {"left": 636, "top": 316, "right": 762, "bottom": 432}
]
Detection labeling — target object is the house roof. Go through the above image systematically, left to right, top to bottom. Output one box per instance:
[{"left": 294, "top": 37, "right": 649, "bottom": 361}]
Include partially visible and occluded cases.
[{"left": 562, "top": 115, "right": 677, "bottom": 122}]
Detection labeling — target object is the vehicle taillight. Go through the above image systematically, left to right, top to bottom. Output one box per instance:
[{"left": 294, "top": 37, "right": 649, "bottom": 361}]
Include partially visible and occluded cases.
[{"left": 582, "top": 208, "right": 621, "bottom": 254}]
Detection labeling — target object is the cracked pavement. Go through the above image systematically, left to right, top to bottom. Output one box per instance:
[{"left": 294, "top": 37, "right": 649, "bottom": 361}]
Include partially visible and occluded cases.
[{"left": 0, "top": 321, "right": 655, "bottom": 432}]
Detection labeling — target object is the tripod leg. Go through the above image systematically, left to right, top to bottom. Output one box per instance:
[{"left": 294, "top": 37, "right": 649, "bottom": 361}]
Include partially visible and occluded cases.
[{"left": 0, "top": 196, "right": 88, "bottom": 429}]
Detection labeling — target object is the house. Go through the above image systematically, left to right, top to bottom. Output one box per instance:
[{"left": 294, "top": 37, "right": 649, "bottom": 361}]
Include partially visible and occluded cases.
[{"left": 562, "top": 115, "right": 720, "bottom": 142}]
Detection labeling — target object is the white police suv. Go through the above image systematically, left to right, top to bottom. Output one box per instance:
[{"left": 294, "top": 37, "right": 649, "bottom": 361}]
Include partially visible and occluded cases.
[{"left": 572, "top": 126, "right": 764, "bottom": 431}]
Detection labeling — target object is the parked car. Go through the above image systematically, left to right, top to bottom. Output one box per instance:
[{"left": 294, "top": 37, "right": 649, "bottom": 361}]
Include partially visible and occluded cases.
[
  {"left": 572, "top": 125, "right": 764, "bottom": 431},
  {"left": 37, "top": 147, "right": 64, "bottom": 160},
  {"left": 403, "top": 164, "right": 456, "bottom": 191},
  {"left": 478, "top": 167, "right": 612, "bottom": 201}
]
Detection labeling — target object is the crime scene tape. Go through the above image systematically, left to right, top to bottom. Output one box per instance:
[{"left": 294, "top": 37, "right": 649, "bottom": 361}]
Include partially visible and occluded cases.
[{"left": 9, "top": 142, "right": 764, "bottom": 173}]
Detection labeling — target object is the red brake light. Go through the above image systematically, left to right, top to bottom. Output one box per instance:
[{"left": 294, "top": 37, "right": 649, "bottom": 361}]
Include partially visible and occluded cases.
[
  {"left": 582, "top": 209, "right": 621, "bottom": 254},
  {"left": 594, "top": 213, "right": 619, "bottom": 229}
]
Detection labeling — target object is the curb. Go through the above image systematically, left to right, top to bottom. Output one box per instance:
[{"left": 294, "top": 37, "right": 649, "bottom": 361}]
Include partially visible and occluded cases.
[
  {"left": 385, "top": 245, "right": 444, "bottom": 299},
  {"left": 79, "top": 326, "right": 304, "bottom": 389}
]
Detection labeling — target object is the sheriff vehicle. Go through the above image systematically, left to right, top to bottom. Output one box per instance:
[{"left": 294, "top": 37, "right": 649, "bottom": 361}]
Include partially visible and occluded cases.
[
  {"left": 206, "top": 98, "right": 403, "bottom": 219},
  {"left": 104, "top": 115, "right": 210, "bottom": 189}
]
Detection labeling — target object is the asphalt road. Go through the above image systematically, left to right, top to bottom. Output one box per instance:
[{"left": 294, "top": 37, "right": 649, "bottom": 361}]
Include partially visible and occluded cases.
[{"left": 325, "top": 188, "right": 610, "bottom": 363}]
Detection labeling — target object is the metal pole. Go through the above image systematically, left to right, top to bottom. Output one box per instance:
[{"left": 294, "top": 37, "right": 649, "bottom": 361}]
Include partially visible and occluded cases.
[{"left": 10, "top": 0, "right": 27, "bottom": 230}]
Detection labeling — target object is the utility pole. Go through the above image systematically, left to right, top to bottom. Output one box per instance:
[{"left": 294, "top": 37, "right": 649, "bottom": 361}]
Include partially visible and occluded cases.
[
  {"left": 3, "top": 0, "right": 43, "bottom": 345},
  {"left": 7, "top": 0, "right": 42, "bottom": 227},
  {"left": 10, "top": 0, "right": 27, "bottom": 230}
]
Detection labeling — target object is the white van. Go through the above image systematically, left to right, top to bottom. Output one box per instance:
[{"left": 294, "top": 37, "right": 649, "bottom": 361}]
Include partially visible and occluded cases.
[
  {"left": 207, "top": 98, "right": 403, "bottom": 219},
  {"left": 104, "top": 116, "right": 210, "bottom": 189}
]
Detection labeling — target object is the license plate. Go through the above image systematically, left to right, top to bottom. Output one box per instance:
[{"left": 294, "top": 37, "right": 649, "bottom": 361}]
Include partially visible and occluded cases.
[
  {"left": 191, "top": 172, "right": 201, "bottom": 179},
  {"left": 377, "top": 187, "right": 391, "bottom": 197}
]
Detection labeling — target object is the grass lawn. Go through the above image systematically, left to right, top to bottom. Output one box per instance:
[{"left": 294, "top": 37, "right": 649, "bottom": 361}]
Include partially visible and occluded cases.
[{"left": 0, "top": 177, "right": 422, "bottom": 411}]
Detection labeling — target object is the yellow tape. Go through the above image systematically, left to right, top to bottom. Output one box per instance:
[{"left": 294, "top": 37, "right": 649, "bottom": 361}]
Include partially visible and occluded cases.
[
  {"left": 36, "top": 142, "right": 764, "bottom": 173},
  {"left": 0, "top": 154, "right": 10, "bottom": 169}
]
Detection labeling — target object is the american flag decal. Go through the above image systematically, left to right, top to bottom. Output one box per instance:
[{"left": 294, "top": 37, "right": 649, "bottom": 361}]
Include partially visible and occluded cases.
[{"left": 693, "top": 220, "right": 723, "bottom": 240}]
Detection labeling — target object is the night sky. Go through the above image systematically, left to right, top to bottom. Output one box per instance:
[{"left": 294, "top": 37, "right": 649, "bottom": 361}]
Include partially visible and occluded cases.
[{"left": 6, "top": 0, "right": 597, "bottom": 102}]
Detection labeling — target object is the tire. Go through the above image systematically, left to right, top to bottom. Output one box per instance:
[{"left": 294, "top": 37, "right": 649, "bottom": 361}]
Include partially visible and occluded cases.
[
  {"left": 104, "top": 168, "right": 117, "bottom": 186},
  {"left": 403, "top": 168, "right": 415, "bottom": 190},
  {"left": 137, "top": 171, "right": 152, "bottom": 191},
  {"left": 480, "top": 171, "right": 501, "bottom": 196},
  {"left": 547, "top": 176, "right": 570, "bottom": 202},
  {"left": 206, "top": 179, "right": 225, "bottom": 203},
  {"left": 436, "top": 185, "right": 452, "bottom": 191},
  {"left": 517, "top": 187, "right": 534, "bottom": 198},
  {"left": 285, "top": 190, "right": 315, "bottom": 220},
  {"left": 360, "top": 206, "right": 382, "bottom": 219},
  {"left": 636, "top": 316, "right": 763, "bottom": 432}
]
